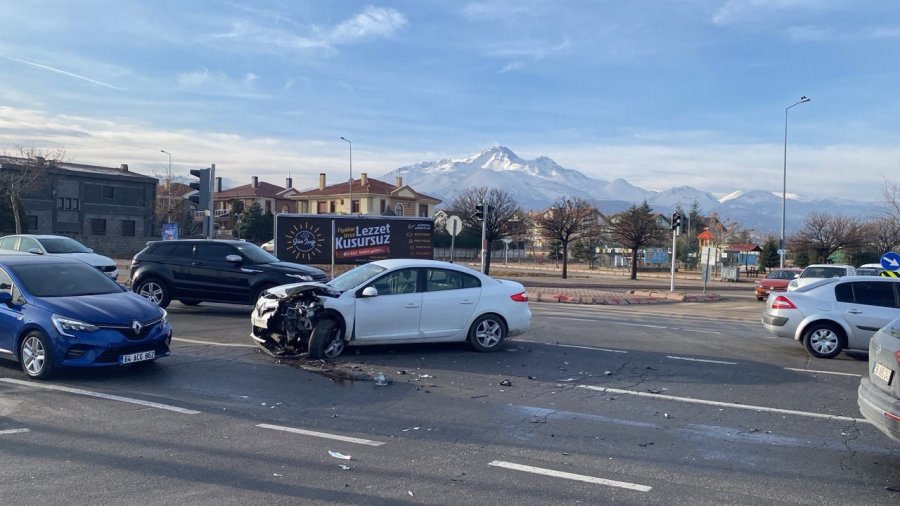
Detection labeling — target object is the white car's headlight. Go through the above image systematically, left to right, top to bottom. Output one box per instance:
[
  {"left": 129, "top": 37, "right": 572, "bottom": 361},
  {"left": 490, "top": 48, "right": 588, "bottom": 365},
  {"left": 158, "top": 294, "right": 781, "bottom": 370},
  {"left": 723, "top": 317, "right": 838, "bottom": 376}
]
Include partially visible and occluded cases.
[
  {"left": 285, "top": 273, "right": 313, "bottom": 281},
  {"left": 52, "top": 314, "right": 99, "bottom": 336}
]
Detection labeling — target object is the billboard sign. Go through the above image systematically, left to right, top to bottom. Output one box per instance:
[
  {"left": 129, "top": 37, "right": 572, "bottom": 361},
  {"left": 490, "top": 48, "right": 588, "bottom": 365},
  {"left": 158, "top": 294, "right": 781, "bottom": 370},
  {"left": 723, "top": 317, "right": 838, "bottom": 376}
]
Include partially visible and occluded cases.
[{"left": 274, "top": 214, "right": 434, "bottom": 265}]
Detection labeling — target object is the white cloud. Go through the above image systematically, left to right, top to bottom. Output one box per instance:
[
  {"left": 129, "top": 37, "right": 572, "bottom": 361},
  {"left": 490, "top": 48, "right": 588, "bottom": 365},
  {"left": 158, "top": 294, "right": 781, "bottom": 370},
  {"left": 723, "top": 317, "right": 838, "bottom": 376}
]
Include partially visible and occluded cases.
[
  {"left": 712, "top": 0, "right": 833, "bottom": 27},
  {"left": 201, "top": 6, "right": 406, "bottom": 53},
  {"left": 327, "top": 6, "right": 407, "bottom": 43},
  {"left": 499, "top": 61, "right": 525, "bottom": 73},
  {"left": 175, "top": 68, "right": 264, "bottom": 98}
]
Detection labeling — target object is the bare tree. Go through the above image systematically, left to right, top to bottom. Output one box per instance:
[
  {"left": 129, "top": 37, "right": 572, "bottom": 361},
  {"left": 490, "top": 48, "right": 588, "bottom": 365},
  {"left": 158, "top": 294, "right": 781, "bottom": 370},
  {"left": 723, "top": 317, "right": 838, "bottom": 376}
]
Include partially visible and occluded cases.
[
  {"left": 0, "top": 144, "right": 67, "bottom": 233},
  {"left": 448, "top": 187, "right": 529, "bottom": 275},
  {"left": 536, "top": 196, "right": 599, "bottom": 279},
  {"left": 605, "top": 201, "right": 668, "bottom": 280},
  {"left": 792, "top": 212, "right": 864, "bottom": 263},
  {"left": 864, "top": 217, "right": 900, "bottom": 255}
]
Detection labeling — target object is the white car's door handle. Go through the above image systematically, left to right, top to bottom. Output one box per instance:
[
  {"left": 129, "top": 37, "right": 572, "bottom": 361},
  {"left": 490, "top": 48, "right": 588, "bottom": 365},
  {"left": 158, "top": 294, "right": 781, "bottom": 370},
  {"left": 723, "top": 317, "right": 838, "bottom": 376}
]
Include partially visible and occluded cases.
[
  {"left": 460, "top": 299, "right": 475, "bottom": 304},
  {"left": 405, "top": 304, "right": 420, "bottom": 309},
  {"left": 847, "top": 309, "right": 862, "bottom": 314}
]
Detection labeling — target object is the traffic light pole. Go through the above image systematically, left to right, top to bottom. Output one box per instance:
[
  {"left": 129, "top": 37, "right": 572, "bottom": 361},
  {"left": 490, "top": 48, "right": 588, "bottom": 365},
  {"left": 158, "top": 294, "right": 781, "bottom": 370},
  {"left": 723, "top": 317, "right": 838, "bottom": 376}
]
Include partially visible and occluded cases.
[
  {"left": 207, "top": 164, "right": 215, "bottom": 239},
  {"left": 480, "top": 202, "right": 488, "bottom": 273},
  {"left": 670, "top": 228, "right": 677, "bottom": 292}
]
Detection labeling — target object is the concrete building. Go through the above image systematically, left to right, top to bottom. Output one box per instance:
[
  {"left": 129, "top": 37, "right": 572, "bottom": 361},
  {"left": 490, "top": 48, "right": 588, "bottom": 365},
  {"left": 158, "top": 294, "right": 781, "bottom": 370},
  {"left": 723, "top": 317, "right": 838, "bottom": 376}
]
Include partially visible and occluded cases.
[{"left": 0, "top": 155, "right": 158, "bottom": 257}]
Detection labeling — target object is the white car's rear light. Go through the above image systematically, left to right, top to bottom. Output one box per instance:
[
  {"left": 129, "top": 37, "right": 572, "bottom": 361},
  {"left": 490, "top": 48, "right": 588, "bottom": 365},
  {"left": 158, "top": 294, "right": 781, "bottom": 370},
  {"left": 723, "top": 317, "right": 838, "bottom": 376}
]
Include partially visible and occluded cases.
[
  {"left": 511, "top": 292, "right": 528, "bottom": 302},
  {"left": 770, "top": 295, "right": 797, "bottom": 310}
]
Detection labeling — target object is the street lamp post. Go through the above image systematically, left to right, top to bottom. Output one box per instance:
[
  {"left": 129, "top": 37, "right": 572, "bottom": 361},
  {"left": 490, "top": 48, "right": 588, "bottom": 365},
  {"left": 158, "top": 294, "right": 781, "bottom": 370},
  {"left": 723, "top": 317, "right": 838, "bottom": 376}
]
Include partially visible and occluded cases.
[
  {"left": 780, "top": 96, "right": 810, "bottom": 268},
  {"left": 340, "top": 137, "right": 352, "bottom": 214},
  {"left": 160, "top": 149, "right": 172, "bottom": 223}
]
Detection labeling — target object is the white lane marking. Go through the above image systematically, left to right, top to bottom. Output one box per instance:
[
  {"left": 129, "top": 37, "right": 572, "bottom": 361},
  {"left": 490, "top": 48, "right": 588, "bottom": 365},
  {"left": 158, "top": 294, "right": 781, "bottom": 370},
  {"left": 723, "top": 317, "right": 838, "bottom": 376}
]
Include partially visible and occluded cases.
[
  {"left": 547, "top": 317, "right": 594, "bottom": 322},
  {"left": 615, "top": 322, "right": 667, "bottom": 329},
  {"left": 683, "top": 329, "right": 722, "bottom": 335},
  {"left": 173, "top": 337, "right": 255, "bottom": 348},
  {"left": 511, "top": 340, "right": 628, "bottom": 354},
  {"left": 666, "top": 356, "right": 737, "bottom": 365},
  {"left": 784, "top": 368, "right": 862, "bottom": 378},
  {"left": 0, "top": 378, "right": 200, "bottom": 415},
  {"left": 577, "top": 385, "right": 869, "bottom": 424},
  {"left": 256, "top": 424, "right": 385, "bottom": 447},
  {"left": 0, "top": 428, "right": 30, "bottom": 435},
  {"left": 488, "top": 460, "right": 652, "bottom": 492}
]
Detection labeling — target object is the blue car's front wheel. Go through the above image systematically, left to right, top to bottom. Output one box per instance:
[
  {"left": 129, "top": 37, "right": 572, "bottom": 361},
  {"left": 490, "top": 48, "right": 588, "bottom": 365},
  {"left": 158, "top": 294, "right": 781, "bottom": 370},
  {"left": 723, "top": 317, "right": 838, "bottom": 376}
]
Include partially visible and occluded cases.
[{"left": 20, "top": 331, "right": 54, "bottom": 380}]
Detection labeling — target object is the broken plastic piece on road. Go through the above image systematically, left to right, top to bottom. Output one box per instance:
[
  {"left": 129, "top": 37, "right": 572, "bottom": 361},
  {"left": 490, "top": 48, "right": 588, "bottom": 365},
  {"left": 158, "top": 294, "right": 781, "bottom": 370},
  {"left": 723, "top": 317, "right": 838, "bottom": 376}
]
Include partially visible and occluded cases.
[
  {"left": 374, "top": 373, "right": 390, "bottom": 386},
  {"left": 499, "top": 380, "right": 512, "bottom": 386},
  {"left": 329, "top": 451, "right": 352, "bottom": 460},
  {"left": 338, "top": 464, "right": 351, "bottom": 470}
]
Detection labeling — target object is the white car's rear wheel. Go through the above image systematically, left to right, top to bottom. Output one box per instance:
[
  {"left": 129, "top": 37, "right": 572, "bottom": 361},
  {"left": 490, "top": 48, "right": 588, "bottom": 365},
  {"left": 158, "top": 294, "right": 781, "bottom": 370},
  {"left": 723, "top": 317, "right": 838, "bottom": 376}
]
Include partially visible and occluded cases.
[{"left": 468, "top": 314, "right": 506, "bottom": 352}]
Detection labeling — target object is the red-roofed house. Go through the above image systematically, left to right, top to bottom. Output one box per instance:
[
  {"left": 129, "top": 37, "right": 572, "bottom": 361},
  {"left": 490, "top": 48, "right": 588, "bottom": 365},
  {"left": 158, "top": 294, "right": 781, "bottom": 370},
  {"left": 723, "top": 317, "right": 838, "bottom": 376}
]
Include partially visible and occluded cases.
[
  {"left": 284, "top": 172, "right": 441, "bottom": 217},
  {"left": 211, "top": 176, "right": 298, "bottom": 217}
]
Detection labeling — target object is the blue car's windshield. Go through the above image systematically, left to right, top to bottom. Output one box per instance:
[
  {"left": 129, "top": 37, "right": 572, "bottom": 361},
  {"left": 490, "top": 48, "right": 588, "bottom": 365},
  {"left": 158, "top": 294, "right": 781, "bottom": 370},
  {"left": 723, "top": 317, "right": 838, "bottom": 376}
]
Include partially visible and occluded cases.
[
  {"left": 10, "top": 262, "right": 122, "bottom": 297},
  {"left": 329, "top": 264, "right": 387, "bottom": 292}
]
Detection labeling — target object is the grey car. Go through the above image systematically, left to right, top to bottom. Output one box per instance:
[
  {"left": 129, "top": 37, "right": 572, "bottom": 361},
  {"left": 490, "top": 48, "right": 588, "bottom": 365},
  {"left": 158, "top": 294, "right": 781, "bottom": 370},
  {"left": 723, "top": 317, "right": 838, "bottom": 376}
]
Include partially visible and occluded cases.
[
  {"left": 762, "top": 276, "right": 900, "bottom": 358},
  {"left": 858, "top": 316, "right": 900, "bottom": 442}
]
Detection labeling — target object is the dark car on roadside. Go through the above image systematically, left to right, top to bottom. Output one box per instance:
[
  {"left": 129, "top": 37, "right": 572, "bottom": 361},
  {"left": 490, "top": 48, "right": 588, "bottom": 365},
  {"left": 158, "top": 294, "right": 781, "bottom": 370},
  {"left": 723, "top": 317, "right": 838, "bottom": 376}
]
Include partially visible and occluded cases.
[{"left": 130, "top": 239, "right": 327, "bottom": 308}]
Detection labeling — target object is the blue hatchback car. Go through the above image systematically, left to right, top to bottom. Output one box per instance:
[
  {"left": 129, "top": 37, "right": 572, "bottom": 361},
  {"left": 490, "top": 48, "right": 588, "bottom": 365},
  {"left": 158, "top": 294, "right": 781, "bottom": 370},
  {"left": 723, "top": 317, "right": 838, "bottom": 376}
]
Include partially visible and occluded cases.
[{"left": 0, "top": 253, "right": 172, "bottom": 379}]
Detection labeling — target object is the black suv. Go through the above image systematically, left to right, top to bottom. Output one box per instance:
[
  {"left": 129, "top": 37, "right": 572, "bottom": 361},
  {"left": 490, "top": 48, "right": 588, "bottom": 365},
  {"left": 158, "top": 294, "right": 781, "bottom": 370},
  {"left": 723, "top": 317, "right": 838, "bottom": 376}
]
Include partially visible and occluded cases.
[{"left": 130, "top": 239, "right": 327, "bottom": 308}]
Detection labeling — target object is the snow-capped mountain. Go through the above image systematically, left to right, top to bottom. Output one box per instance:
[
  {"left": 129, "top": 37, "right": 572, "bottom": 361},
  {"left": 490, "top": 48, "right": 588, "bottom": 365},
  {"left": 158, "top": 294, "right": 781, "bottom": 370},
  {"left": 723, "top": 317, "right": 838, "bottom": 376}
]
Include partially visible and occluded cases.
[{"left": 383, "top": 146, "right": 876, "bottom": 235}]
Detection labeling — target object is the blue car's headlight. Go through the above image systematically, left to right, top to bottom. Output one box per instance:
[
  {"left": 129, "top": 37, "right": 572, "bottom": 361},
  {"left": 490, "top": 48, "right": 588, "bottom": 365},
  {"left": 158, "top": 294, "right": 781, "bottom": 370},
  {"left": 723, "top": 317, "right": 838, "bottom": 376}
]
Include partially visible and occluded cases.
[
  {"left": 285, "top": 273, "right": 313, "bottom": 281},
  {"left": 160, "top": 308, "right": 168, "bottom": 324},
  {"left": 52, "top": 314, "right": 99, "bottom": 337}
]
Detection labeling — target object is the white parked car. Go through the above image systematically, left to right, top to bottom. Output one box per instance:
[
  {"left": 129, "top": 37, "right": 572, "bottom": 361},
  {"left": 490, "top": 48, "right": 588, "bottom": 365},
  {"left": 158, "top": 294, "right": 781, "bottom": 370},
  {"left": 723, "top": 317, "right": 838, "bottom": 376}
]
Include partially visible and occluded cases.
[
  {"left": 0, "top": 234, "right": 119, "bottom": 280},
  {"left": 251, "top": 259, "right": 532, "bottom": 359},
  {"left": 787, "top": 264, "right": 856, "bottom": 291},
  {"left": 762, "top": 276, "right": 900, "bottom": 358},
  {"left": 858, "top": 315, "right": 900, "bottom": 442}
]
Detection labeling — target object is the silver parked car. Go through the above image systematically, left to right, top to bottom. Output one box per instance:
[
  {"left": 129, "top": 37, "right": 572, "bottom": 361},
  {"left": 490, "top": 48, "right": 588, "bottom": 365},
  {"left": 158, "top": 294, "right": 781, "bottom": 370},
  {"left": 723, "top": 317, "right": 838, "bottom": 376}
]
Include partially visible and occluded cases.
[
  {"left": 0, "top": 234, "right": 119, "bottom": 280},
  {"left": 762, "top": 276, "right": 900, "bottom": 358},
  {"left": 858, "top": 316, "right": 900, "bottom": 442}
]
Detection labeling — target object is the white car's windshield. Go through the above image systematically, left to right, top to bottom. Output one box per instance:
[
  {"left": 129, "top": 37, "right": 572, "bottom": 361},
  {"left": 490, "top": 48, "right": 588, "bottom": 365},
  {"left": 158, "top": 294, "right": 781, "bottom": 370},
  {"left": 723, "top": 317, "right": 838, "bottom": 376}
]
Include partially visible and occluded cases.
[
  {"left": 39, "top": 237, "right": 92, "bottom": 254},
  {"left": 329, "top": 264, "right": 386, "bottom": 292}
]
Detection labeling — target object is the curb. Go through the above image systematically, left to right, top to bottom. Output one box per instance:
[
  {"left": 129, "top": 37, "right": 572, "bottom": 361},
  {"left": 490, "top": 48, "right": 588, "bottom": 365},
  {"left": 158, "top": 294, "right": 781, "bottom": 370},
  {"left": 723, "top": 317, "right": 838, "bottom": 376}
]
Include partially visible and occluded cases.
[{"left": 530, "top": 289, "right": 720, "bottom": 305}]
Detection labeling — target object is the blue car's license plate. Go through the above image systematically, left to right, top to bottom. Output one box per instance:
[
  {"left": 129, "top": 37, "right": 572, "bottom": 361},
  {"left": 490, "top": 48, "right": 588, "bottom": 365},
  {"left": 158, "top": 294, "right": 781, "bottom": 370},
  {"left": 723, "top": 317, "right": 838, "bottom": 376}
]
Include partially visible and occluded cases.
[{"left": 120, "top": 350, "right": 155, "bottom": 364}]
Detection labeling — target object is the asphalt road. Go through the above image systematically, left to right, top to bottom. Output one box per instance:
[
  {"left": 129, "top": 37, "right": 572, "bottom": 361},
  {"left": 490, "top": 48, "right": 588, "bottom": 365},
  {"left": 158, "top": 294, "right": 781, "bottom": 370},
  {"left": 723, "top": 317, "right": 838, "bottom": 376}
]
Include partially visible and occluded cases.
[{"left": 0, "top": 295, "right": 898, "bottom": 505}]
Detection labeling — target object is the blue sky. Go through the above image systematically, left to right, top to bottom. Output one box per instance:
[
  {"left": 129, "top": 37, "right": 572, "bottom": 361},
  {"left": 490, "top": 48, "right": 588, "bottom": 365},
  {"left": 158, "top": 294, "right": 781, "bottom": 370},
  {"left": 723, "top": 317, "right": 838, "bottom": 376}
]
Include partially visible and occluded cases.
[{"left": 1, "top": 0, "right": 898, "bottom": 202}]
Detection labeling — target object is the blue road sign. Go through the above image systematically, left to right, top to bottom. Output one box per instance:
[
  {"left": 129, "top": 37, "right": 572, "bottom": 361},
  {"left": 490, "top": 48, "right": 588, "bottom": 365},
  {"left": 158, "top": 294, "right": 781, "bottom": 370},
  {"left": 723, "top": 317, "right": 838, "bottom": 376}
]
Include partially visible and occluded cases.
[{"left": 880, "top": 251, "right": 900, "bottom": 271}]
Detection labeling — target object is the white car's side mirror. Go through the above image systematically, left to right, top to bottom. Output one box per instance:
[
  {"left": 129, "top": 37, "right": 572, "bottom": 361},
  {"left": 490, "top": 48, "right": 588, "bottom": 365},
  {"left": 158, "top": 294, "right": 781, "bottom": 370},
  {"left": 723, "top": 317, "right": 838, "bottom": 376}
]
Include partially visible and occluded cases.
[{"left": 361, "top": 286, "right": 378, "bottom": 297}]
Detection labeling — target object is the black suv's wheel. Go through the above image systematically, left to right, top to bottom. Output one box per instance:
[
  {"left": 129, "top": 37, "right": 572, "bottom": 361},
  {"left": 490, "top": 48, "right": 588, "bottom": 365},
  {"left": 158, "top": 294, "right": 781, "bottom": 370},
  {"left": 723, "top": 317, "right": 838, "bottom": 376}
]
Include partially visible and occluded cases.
[
  {"left": 134, "top": 277, "right": 172, "bottom": 308},
  {"left": 308, "top": 319, "right": 345, "bottom": 359},
  {"left": 20, "top": 331, "right": 54, "bottom": 380}
]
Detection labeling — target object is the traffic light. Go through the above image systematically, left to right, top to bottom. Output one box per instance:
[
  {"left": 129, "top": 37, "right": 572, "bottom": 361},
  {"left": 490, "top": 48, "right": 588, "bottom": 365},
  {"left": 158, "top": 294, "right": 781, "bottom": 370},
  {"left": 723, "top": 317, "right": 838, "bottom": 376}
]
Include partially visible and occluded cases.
[
  {"left": 189, "top": 168, "right": 211, "bottom": 211},
  {"left": 474, "top": 204, "right": 494, "bottom": 221},
  {"left": 671, "top": 212, "right": 682, "bottom": 235}
]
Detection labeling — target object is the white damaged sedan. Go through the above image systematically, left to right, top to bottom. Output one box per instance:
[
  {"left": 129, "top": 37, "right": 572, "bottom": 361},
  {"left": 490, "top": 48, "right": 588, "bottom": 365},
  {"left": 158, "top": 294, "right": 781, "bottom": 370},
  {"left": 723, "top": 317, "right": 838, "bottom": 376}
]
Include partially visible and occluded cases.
[{"left": 251, "top": 259, "right": 532, "bottom": 359}]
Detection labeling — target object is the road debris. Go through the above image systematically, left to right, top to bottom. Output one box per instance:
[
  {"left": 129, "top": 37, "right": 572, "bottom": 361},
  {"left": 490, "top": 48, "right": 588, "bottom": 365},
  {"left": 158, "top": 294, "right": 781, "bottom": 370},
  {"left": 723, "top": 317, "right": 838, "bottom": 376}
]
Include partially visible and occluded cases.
[
  {"left": 374, "top": 373, "right": 390, "bottom": 386},
  {"left": 499, "top": 379, "right": 512, "bottom": 386},
  {"left": 328, "top": 451, "right": 352, "bottom": 460},
  {"left": 338, "top": 464, "right": 351, "bottom": 470}
]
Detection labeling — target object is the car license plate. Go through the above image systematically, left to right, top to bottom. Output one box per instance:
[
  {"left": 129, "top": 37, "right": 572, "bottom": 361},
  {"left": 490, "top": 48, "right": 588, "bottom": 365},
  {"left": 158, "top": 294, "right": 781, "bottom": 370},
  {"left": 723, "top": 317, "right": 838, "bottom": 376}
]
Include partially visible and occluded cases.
[
  {"left": 251, "top": 313, "right": 270, "bottom": 328},
  {"left": 120, "top": 350, "right": 155, "bottom": 364},
  {"left": 873, "top": 362, "right": 894, "bottom": 384}
]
